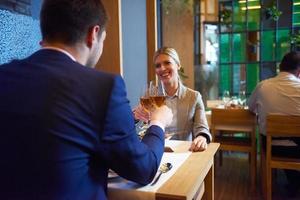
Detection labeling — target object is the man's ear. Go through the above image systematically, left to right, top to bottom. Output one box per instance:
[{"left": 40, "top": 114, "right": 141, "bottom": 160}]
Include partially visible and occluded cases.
[{"left": 86, "top": 25, "right": 100, "bottom": 48}]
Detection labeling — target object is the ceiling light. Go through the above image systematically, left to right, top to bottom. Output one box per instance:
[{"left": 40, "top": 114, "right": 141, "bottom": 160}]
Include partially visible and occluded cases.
[
  {"left": 239, "top": 0, "right": 259, "bottom": 3},
  {"left": 241, "top": 5, "right": 261, "bottom": 10}
]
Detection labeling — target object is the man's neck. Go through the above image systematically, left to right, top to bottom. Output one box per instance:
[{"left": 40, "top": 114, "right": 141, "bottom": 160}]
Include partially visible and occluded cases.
[{"left": 42, "top": 41, "right": 87, "bottom": 65}]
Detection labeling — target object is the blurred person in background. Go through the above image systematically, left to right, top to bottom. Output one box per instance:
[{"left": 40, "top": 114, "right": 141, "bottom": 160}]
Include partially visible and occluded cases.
[{"left": 248, "top": 51, "right": 300, "bottom": 196}]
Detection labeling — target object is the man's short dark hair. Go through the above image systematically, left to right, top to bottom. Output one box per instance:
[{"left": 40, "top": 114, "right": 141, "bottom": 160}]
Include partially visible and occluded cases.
[
  {"left": 40, "top": 0, "right": 107, "bottom": 45},
  {"left": 279, "top": 51, "right": 300, "bottom": 72}
]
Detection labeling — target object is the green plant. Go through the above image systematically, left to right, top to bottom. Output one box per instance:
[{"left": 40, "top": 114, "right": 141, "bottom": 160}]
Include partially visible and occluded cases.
[
  {"left": 265, "top": 5, "right": 282, "bottom": 21},
  {"left": 220, "top": 9, "right": 232, "bottom": 24},
  {"left": 290, "top": 32, "right": 300, "bottom": 47},
  {"left": 178, "top": 67, "right": 188, "bottom": 80}
]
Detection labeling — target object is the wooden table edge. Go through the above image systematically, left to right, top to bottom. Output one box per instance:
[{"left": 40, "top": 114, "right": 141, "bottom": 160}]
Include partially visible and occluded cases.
[{"left": 156, "top": 143, "right": 220, "bottom": 200}]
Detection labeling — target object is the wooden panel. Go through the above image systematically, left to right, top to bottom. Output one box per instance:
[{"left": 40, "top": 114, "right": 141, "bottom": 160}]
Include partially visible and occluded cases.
[
  {"left": 96, "top": 0, "right": 123, "bottom": 75},
  {"left": 146, "top": 0, "right": 157, "bottom": 83},
  {"left": 203, "top": 0, "right": 218, "bottom": 22},
  {"left": 206, "top": 0, "right": 215, "bottom": 15},
  {"left": 162, "top": 1, "right": 194, "bottom": 89},
  {"left": 211, "top": 108, "right": 256, "bottom": 127},
  {"left": 266, "top": 115, "right": 300, "bottom": 137},
  {"left": 214, "top": 125, "right": 253, "bottom": 132},
  {"left": 271, "top": 160, "right": 300, "bottom": 170}
]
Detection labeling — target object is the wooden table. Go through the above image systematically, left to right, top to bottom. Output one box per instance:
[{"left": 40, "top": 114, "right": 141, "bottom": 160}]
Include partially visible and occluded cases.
[
  {"left": 108, "top": 141, "right": 219, "bottom": 200},
  {"left": 156, "top": 142, "right": 219, "bottom": 200}
]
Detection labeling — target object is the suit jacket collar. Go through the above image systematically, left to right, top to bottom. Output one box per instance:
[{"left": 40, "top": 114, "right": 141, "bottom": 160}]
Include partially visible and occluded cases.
[
  {"left": 42, "top": 47, "right": 76, "bottom": 61},
  {"left": 29, "top": 49, "right": 77, "bottom": 63},
  {"left": 178, "top": 81, "right": 187, "bottom": 99}
]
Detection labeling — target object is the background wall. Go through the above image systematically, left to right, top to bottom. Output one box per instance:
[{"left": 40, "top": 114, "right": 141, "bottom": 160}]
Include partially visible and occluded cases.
[
  {"left": 0, "top": 0, "right": 42, "bottom": 64},
  {"left": 0, "top": 0, "right": 149, "bottom": 108},
  {"left": 31, "top": 0, "right": 41, "bottom": 19},
  {"left": 121, "top": 0, "right": 148, "bottom": 107}
]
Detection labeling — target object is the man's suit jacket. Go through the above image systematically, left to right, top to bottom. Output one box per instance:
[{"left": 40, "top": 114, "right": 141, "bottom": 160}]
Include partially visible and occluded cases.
[{"left": 0, "top": 49, "right": 164, "bottom": 200}]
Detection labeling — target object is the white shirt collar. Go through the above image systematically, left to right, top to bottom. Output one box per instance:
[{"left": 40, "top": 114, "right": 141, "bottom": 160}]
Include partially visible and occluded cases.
[
  {"left": 42, "top": 46, "right": 76, "bottom": 62},
  {"left": 277, "top": 71, "right": 300, "bottom": 82},
  {"left": 163, "top": 85, "right": 179, "bottom": 99}
]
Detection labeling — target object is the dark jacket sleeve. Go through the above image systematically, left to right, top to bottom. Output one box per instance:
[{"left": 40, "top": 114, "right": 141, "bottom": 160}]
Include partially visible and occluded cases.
[{"left": 100, "top": 75, "right": 164, "bottom": 185}]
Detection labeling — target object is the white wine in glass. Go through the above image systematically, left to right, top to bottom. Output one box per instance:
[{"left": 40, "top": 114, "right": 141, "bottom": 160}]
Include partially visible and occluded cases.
[
  {"left": 139, "top": 82, "right": 155, "bottom": 112},
  {"left": 149, "top": 82, "right": 166, "bottom": 107},
  {"left": 137, "top": 85, "right": 152, "bottom": 137},
  {"left": 140, "top": 96, "right": 153, "bottom": 111},
  {"left": 150, "top": 96, "right": 166, "bottom": 107}
]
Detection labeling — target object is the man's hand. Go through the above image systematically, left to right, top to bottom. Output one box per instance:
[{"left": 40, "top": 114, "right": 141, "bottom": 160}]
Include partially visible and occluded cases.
[
  {"left": 133, "top": 105, "right": 150, "bottom": 122},
  {"left": 150, "top": 105, "right": 173, "bottom": 128},
  {"left": 189, "top": 135, "right": 208, "bottom": 152}
]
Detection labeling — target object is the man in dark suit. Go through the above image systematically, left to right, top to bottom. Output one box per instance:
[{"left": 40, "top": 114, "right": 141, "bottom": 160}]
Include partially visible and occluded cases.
[{"left": 0, "top": 0, "right": 173, "bottom": 199}]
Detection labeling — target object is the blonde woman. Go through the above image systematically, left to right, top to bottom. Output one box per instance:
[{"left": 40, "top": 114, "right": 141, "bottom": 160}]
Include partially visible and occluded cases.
[{"left": 134, "top": 47, "right": 211, "bottom": 152}]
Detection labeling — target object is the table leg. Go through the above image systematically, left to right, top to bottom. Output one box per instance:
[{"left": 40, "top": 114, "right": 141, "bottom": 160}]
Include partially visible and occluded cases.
[{"left": 203, "top": 164, "right": 214, "bottom": 200}]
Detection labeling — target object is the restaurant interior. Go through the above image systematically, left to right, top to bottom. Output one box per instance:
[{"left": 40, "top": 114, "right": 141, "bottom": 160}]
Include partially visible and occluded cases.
[{"left": 0, "top": 0, "right": 300, "bottom": 200}]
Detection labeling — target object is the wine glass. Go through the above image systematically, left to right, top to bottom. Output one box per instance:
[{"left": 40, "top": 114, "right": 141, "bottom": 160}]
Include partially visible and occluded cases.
[
  {"left": 139, "top": 82, "right": 154, "bottom": 111},
  {"left": 149, "top": 83, "right": 166, "bottom": 108},
  {"left": 136, "top": 84, "right": 153, "bottom": 137},
  {"left": 222, "top": 90, "right": 230, "bottom": 106},
  {"left": 238, "top": 90, "right": 246, "bottom": 108},
  {"left": 140, "top": 95, "right": 153, "bottom": 112}
]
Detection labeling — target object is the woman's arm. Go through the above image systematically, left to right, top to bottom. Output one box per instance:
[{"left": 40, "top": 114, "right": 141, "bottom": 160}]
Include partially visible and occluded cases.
[
  {"left": 190, "top": 92, "right": 212, "bottom": 151},
  {"left": 192, "top": 92, "right": 211, "bottom": 141}
]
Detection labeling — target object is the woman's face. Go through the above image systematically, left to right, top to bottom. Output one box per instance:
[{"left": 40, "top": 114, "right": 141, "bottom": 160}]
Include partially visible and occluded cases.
[{"left": 154, "top": 54, "right": 180, "bottom": 85}]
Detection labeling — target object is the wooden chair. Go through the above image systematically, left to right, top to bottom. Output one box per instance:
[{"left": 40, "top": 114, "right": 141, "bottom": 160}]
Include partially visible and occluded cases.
[
  {"left": 211, "top": 108, "right": 257, "bottom": 191},
  {"left": 264, "top": 114, "right": 300, "bottom": 200}
]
